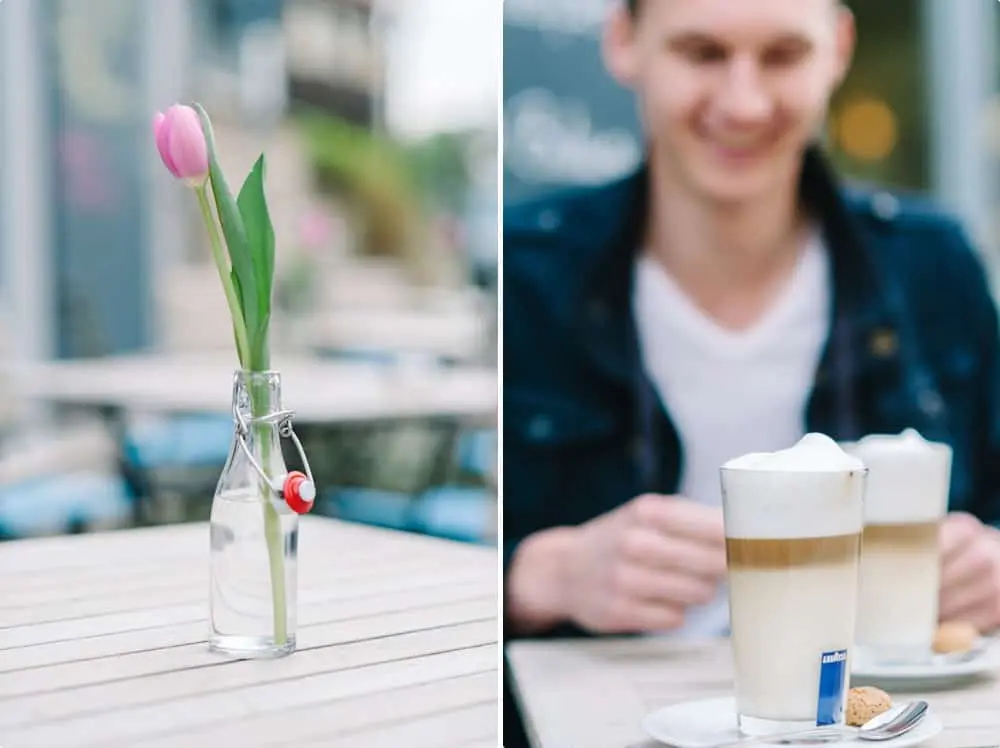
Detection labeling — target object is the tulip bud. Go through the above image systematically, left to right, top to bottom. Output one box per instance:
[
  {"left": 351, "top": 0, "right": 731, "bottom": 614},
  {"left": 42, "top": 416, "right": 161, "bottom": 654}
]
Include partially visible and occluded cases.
[{"left": 153, "top": 104, "right": 209, "bottom": 185}]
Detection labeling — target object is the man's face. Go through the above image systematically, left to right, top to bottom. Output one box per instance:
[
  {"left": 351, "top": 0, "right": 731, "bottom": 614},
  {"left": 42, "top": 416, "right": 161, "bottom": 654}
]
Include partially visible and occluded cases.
[{"left": 605, "top": 0, "right": 854, "bottom": 205}]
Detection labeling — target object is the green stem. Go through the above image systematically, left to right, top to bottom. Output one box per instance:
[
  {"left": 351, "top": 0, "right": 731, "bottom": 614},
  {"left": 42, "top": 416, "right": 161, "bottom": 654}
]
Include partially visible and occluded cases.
[
  {"left": 196, "top": 185, "right": 251, "bottom": 367},
  {"left": 251, "top": 378, "right": 287, "bottom": 647}
]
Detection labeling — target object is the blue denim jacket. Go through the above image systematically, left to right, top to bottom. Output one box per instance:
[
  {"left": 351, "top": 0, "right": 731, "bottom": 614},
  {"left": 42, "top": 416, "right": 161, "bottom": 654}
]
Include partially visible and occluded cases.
[{"left": 503, "top": 148, "right": 1000, "bottom": 619}]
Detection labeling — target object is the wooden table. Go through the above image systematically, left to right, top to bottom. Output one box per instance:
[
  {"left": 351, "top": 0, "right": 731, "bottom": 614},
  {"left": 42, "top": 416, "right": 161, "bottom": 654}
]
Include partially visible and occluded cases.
[
  {"left": 3, "top": 352, "right": 497, "bottom": 424},
  {"left": 0, "top": 517, "right": 499, "bottom": 746},
  {"left": 507, "top": 637, "right": 1000, "bottom": 748}
]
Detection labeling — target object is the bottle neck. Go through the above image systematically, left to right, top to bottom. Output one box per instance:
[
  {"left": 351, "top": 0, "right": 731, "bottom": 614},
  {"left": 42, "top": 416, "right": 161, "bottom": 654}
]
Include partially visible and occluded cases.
[{"left": 233, "top": 369, "right": 284, "bottom": 470}]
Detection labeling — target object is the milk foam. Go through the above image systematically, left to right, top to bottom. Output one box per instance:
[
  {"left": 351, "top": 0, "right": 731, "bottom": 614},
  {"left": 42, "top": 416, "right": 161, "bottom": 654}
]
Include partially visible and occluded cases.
[
  {"left": 843, "top": 429, "right": 951, "bottom": 524},
  {"left": 721, "top": 433, "right": 865, "bottom": 539},
  {"left": 723, "top": 433, "right": 865, "bottom": 472}
]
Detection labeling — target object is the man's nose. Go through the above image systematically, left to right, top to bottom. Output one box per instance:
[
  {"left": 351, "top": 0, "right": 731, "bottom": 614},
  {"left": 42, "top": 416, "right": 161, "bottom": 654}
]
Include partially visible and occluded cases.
[{"left": 715, "top": 58, "right": 773, "bottom": 124}]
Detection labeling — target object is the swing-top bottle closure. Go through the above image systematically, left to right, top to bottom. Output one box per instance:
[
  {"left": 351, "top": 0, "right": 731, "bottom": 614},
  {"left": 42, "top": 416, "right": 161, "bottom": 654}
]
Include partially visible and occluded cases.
[{"left": 232, "top": 386, "right": 316, "bottom": 514}]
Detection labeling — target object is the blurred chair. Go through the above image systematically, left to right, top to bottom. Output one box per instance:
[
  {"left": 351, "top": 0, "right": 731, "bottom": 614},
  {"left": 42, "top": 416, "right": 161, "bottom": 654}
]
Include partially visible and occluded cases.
[
  {"left": 120, "top": 412, "right": 234, "bottom": 524},
  {"left": 315, "top": 417, "right": 474, "bottom": 535},
  {"left": 0, "top": 420, "right": 131, "bottom": 539},
  {"left": 321, "top": 424, "right": 495, "bottom": 544},
  {"left": 407, "top": 426, "right": 496, "bottom": 544},
  {"left": 0, "top": 471, "right": 132, "bottom": 540},
  {"left": 408, "top": 484, "right": 494, "bottom": 545}
]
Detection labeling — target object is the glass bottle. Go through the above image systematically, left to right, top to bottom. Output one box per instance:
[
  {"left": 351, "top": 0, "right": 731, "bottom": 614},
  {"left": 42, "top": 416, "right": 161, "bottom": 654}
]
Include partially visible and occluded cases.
[{"left": 209, "top": 369, "right": 313, "bottom": 658}]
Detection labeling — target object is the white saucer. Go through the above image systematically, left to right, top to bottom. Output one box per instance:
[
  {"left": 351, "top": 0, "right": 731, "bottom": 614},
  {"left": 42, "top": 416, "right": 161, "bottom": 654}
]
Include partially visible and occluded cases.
[
  {"left": 851, "top": 640, "right": 1000, "bottom": 689},
  {"left": 641, "top": 697, "right": 942, "bottom": 748}
]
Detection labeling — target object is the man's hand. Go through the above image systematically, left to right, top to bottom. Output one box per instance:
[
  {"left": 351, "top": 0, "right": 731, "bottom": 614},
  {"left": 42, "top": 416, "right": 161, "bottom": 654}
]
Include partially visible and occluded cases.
[
  {"left": 559, "top": 493, "right": 727, "bottom": 634},
  {"left": 939, "top": 511, "right": 1000, "bottom": 633}
]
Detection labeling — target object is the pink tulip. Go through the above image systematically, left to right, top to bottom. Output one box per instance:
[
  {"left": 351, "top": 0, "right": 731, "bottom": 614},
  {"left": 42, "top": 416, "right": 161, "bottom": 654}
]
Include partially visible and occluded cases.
[{"left": 153, "top": 105, "right": 208, "bottom": 184}]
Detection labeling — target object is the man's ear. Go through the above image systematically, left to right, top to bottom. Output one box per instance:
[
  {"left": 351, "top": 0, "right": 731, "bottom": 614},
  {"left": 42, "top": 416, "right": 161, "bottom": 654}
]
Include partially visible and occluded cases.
[
  {"left": 602, "top": 4, "right": 640, "bottom": 88},
  {"left": 832, "top": 5, "right": 856, "bottom": 87}
]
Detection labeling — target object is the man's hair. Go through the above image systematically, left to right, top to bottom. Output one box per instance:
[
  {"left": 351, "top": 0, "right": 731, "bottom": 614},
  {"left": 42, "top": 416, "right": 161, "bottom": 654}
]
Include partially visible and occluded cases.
[{"left": 627, "top": 0, "right": 841, "bottom": 17}]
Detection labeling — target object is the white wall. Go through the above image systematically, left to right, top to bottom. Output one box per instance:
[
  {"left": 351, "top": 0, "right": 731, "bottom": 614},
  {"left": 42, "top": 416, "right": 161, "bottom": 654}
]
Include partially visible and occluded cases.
[{"left": 381, "top": 0, "right": 500, "bottom": 140}]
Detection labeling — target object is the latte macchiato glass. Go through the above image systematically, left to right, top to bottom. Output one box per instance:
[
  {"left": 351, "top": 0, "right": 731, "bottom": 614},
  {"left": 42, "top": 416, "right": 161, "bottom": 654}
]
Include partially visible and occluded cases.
[
  {"left": 844, "top": 429, "right": 952, "bottom": 665},
  {"left": 721, "top": 434, "right": 866, "bottom": 737}
]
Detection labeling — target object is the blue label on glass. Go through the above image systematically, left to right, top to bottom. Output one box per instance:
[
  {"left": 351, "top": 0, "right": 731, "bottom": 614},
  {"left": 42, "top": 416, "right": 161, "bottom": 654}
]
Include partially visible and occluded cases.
[{"left": 816, "top": 649, "right": 848, "bottom": 725}]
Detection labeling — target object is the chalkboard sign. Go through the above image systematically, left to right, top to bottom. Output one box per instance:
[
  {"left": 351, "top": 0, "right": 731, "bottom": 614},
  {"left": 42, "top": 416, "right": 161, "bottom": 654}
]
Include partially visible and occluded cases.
[{"left": 503, "top": 0, "right": 643, "bottom": 203}]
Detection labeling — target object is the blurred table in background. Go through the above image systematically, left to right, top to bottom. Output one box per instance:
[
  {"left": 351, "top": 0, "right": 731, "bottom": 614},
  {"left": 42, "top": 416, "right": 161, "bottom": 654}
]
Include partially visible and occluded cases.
[
  {"left": 302, "top": 307, "right": 489, "bottom": 363},
  {"left": 2, "top": 351, "right": 496, "bottom": 424},
  {"left": 0, "top": 516, "right": 499, "bottom": 747},
  {"left": 506, "top": 637, "right": 1000, "bottom": 748}
]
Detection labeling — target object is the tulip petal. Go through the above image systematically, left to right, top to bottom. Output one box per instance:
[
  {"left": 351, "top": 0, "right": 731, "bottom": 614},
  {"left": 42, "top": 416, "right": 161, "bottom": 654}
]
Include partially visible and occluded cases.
[
  {"left": 165, "top": 105, "right": 208, "bottom": 181},
  {"left": 153, "top": 110, "right": 181, "bottom": 178}
]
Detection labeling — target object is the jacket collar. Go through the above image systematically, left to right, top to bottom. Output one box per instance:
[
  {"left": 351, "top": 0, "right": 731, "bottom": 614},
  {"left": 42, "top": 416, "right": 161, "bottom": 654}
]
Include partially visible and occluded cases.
[{"left": 568, "top": 145, "right": 897, "bottom": 386}]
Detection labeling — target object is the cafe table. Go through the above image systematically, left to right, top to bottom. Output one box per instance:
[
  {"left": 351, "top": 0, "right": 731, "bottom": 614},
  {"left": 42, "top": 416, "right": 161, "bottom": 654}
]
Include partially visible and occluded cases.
[
  {"left": 0, "top": 351, "right": 498, "bottom": 425},
  {"left": 0, "top": 516, "right": 499, "bottom": 747},
  {"left": 506, "top": 636, "right": 1000, "bottom": 748}
]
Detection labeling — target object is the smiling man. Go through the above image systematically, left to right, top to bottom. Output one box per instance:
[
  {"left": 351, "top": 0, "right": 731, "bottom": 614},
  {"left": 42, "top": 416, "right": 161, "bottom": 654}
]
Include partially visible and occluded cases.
[{"left": 504, "top": 1, "right": 1000, "bottom": 743}]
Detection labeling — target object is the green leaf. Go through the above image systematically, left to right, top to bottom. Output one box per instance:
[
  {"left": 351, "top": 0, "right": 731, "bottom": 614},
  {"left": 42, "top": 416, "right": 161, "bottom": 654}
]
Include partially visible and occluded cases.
[
  {"left": 192, "top": 103, "right": 260, "bottom": 363},
  {"left": 236, "top": 155, "right": 275, "bottom": 370}
]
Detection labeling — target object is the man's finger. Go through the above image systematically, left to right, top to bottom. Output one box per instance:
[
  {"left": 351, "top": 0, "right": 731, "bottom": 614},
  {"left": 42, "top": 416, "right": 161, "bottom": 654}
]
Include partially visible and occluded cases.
[
  {"left": 631, "top": 494, "right": 725, "bottom": 546},
  {"left": 940, "top": 513, "right": 982, "bottom": 564},
  {"left": 621, "top": 526, "right": 728, "bottom": 579},
  {"left": 941, "top": 543, "right": 993, "bottom": 592},
  {"left": 620, "top": 564, "right": 719, "bottom": 607},
  {"left": 940, "top": 584, "right": 994, "bottom": 631},
  {"left": 610, "top": 599, "right": 686, "bottom": 633}
]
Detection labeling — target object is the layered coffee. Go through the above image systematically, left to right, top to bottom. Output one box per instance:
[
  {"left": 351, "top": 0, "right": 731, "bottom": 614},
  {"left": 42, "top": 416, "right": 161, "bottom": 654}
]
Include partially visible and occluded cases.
[
  {"left": 845, "top": 429, "right": 951, "bottom": 664},
  {"left": 721, "top": 433, "right": 865, "bottom": 736}
]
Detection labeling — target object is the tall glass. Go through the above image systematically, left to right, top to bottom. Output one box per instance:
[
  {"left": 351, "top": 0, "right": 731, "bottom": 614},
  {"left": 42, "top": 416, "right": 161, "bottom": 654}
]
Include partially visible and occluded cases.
[
  {"left": 844, "top": 429, "right": 952, "bottom": 665},
  {"left": 721, "top": 434, "right": 866, "bottom": 736}
]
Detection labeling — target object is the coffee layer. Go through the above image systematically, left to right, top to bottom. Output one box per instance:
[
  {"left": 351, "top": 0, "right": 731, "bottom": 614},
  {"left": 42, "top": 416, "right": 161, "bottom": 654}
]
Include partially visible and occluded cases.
[
  {"left": 862, "top": 522, "right": 938, "bottom": 549},
  {"left": 727, "top": 533, "right": 860, "bottom": 570}
]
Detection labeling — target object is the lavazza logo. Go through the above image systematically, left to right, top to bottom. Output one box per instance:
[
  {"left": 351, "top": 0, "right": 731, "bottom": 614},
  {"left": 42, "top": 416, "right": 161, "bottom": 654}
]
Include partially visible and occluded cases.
[{"left": 822, "top": 651, "right": 847, "bottom": 665}]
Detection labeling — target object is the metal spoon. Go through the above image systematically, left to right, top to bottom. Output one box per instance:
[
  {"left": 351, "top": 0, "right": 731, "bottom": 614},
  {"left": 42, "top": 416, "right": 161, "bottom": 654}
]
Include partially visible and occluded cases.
[{"left": 710, "top": 700, "right": 928, "bottom": 747}]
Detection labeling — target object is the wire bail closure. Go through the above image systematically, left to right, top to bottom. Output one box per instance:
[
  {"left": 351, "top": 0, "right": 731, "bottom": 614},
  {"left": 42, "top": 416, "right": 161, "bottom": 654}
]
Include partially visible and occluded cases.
[{"left": 233, "top": 392, "right": 316, "bottom": 514}]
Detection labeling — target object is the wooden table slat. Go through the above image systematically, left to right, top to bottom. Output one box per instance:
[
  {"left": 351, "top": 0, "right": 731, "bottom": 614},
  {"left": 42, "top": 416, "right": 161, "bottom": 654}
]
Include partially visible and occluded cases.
[
  {"left": 0, "top": 516, "right": 489, "bottom": 572},
  {"left": 0, "top": 517, "right": 498, "bottom": 746},
  {"left": 0, "top": 537, "right": 482, "bottom": 599},
  {"left": 0, "top": 552, "right": 492, "bottom": 627},
  {"left": 1, "top": 560, "right": 493, "bottom": 649},
  {"left": 0, "top": 577, "right": 492, "bottom": 672},
  {"left": 0, "top": 597, "right": 496, "bottom": 699},
  {"left": 0, "top": 619, "right": 496, "bottom": 727},
  {"left": 4, "top": 642, "right": 496, "bottom": 746},
  {"left": 123, "top": 671, "right": 498, "bottom": 748},
  {"left": 302, "top": 702, "right": 499, "bottom": 748}
]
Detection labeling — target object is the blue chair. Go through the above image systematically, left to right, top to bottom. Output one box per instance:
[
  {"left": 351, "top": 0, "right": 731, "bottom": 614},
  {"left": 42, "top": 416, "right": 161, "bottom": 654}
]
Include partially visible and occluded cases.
[
  {"left": 120, "top": 413, "right": 234, "bottom": 523},
  {"left": 123, "top": 413, "right": 233, "bottom": 468},
  {"left": 455, "top": 428, "right": 496, "bottom": 478},
  {"left": 0, "top": 471, "right": 132, "bottom": 538},
  {"left": 409, "top": 485, "right": 494, "bottom": 544},
  {"left": 325, "top": 487, "right": 414, "bottom": 532}
]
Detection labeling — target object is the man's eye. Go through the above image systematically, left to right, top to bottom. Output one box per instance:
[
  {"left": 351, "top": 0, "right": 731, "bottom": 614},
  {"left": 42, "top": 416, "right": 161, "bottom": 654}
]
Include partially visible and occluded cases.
[
  {"left": 685, "top": 45, "right": 727, "bottom": 64},
  {"left": 762, "top": 46, "right": 808, "bottom": 67}
]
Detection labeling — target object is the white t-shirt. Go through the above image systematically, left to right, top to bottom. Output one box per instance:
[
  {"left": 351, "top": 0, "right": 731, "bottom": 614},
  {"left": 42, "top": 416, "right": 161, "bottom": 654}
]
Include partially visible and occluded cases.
[{"left": 632, "top": 233, "right": 831, "bottom": 638}]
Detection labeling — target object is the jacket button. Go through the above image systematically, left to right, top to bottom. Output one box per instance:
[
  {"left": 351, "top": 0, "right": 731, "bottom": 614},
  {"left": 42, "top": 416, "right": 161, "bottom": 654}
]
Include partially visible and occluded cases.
[
  {"left": 870, "top": 192, "right": 900, "bottom": 221},
  {"left": 537, "top": 209, "right": 561, "bottom": 231},
  {"left": 869, "top": 328, "right": 899, "bottom": 358},
  {"left": 918, "top": 389, "right": 944, "bottom": 418},
  {"left": 528, "top": 415, "right": 553, "bottom": 440}
]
